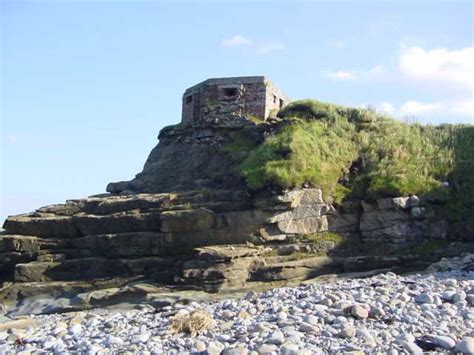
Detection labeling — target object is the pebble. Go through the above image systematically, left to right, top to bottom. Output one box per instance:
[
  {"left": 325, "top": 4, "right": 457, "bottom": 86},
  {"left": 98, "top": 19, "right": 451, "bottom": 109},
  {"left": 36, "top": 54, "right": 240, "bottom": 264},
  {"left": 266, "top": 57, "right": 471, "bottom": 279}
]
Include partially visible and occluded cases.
[
  {"left": 0, "top": 263, "right": 472, "bottom": 354},
  {"left": 445, "top": 279, "right": 458, "bottom": 287},
  {"left": 452, "top": 291, "right": 467, "bottom": 303},
  {"left": 414, "top": 292, "right": 434, "bottom": 304},
  {"left": 350, "top": 305, "right": 369, "bottom": 319},
  {"left": 302, "top": 314, "right": 319, "bottom": 325},
  {"left": 299, "top": 322, "right": 319, "bottom": 333},
  {"left": 68, "top": 324, "right": 82, "bottom": 335},
  {"left": 339, "top": 325, "right": 356, "bottom": 338},
  {"left": 266, "top": 330, "right": 285, "bottom": 345},
  {"left": 133, "top": 332, "right": 151, "bottom": 343},
  {"left": 429, "top": 334, "right": 456, "bottom": 349},
  {"left": 105, "top": 335, "right": 124, "bottom": 346},
  {"left": 455, "top": 337, "right": 474, "bottom": 354},
  {"left": 195, "top": 340, "right": 206, "bottom": 352},
  {"left": 400, "top": 340, "right": 423, "bottom": 354},
  {"left": 207, "top": 341, "right": 225, "bottom": 355},
  {"left": 280, "top": 343, "right": 299, "bottom": 355},
  {"left": 257, "top": 344, "right": 278, "bottom": 354},
  {"left": 223, "top": 347, "right": 249, "bottom": 355}
]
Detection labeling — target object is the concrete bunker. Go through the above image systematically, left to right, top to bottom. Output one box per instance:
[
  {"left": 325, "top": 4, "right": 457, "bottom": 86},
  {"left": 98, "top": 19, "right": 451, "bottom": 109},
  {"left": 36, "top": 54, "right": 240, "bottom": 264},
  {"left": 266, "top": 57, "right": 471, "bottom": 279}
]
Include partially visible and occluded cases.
[{"left": 181, "top": 76, "right": 290, "bottom": 127}]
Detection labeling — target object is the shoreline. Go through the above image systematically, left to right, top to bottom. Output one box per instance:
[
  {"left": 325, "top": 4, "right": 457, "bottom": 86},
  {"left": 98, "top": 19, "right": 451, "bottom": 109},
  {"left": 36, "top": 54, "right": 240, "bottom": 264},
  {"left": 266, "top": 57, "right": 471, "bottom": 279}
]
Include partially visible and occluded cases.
[{"left": 1, "top": 256, "right": 473, "bottom": 354}]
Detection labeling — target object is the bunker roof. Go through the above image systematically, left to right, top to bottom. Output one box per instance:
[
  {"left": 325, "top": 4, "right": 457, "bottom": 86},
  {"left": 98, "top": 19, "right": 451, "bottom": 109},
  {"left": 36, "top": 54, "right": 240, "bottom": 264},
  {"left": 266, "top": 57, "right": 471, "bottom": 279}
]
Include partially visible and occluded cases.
[{"left": 183, "top": 76, "right": 271, "bottom": 95}]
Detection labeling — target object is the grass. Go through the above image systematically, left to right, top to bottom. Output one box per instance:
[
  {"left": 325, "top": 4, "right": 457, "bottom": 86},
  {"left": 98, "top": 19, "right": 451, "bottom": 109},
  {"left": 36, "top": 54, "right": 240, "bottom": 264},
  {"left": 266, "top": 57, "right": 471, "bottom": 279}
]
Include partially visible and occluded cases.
[
  {"left": 239, "top": 100, "right": 474, "bottom": 227},
  {"left": 240, "top": 114, "right": 358, "bottom": 202},
  {"left": 299, "top": 232, "right": 345, "bottom": 245}
]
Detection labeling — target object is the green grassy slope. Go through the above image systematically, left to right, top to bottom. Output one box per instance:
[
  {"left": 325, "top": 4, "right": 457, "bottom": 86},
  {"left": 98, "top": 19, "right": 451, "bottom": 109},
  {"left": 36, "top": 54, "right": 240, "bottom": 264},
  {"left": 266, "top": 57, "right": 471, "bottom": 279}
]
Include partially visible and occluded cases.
[{"left": 239, "top": 100, "right": 473, "bottom": 235}]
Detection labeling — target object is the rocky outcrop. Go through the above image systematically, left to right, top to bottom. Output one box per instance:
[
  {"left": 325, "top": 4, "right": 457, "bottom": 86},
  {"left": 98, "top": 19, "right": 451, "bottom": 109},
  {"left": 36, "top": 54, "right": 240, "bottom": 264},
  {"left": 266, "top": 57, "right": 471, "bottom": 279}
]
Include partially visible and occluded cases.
[
  {"left": 0, "top": 118, "right": 460, "bottom": 313},
  {"left": 107, "top": 124, "right": 264, "bottom": 194},
  {"left": 1, "top": 186, "right": 452, "bottom": 301},
  {"left": 1, "top": 188, "right": 345, "bottom": 282},
  {"left": 325, "top": 195, "right": 451, "bottom": 252}
]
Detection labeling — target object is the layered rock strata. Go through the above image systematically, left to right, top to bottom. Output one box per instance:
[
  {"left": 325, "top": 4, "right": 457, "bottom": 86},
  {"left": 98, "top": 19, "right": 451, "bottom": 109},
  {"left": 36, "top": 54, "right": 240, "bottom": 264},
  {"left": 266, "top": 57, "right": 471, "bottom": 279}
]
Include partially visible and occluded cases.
[{"left": 1, "top": 186, "right": 451, "bottom": 306}]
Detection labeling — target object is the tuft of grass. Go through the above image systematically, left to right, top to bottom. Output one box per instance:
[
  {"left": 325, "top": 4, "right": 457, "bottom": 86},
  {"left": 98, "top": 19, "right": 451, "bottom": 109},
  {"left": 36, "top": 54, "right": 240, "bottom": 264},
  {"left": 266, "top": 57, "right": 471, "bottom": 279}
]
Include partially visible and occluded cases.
[
  {"left": 278, "top": 99, "right": 377, "bottom": 127},
  {"left": 300, "top": 232, "right": 345, "bottom": 245},
  {"left": 262, "top": 248, "right": 278, "bottom": 257}
]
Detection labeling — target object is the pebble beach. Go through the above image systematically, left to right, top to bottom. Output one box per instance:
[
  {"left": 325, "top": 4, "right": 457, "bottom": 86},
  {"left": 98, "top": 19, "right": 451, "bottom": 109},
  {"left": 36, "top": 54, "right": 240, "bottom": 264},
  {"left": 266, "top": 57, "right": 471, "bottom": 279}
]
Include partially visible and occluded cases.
[{"left": 1, "top": 256, "right": 473, "bottom": 355}]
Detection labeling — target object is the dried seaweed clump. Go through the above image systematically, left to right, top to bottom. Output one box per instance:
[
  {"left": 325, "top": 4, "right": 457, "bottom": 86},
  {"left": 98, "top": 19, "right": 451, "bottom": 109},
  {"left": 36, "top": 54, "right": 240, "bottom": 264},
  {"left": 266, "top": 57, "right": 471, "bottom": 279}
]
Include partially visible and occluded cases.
[{"left": 169, "top": 310, "right": 214, "bottom": 336}]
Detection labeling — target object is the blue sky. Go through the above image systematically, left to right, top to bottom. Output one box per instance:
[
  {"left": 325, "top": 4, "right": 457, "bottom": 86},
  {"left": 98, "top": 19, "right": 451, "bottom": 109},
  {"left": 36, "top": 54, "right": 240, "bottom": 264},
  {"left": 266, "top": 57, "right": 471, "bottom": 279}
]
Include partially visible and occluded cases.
[{"left": 1, "top": 0, "right": 473, "bottom": 222}]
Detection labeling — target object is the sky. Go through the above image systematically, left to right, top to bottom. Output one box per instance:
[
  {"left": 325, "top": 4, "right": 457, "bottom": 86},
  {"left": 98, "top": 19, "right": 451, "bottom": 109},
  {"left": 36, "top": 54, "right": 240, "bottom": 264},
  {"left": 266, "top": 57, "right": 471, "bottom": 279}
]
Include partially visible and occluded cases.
[{"left": 1, "top": 0, "right": 473, "bottom": 222}]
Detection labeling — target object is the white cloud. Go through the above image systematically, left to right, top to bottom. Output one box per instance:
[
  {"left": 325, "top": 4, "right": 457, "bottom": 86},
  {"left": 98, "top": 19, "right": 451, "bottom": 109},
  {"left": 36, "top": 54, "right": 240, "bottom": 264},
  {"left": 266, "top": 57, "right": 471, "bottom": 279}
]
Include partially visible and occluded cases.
[
  {"left": 220, "top": 35, "right": 285, "bottom": 55},
  {"left": 220, "top": 35, "right": 252, "bottom": 48},
  {"left": 398, "top": 46, "right": 474, "bottom": 91},
  {"left": 324, "top": 65, "right": 385, "bottom": 82},
  {"left": 326, "top": 70, "right": 357, "bottom": 81},
  {"left": 373, "top": 99, "right": 474, "bottom": 120},
  {"left": 451, "top": 100, "right": 474, "bottom": 116},
  {"left": 377, "top": 101, "right": 396, "bottom": 115},
  {"left": 399, "top": 101, "right": 442, "bottom": 116}
]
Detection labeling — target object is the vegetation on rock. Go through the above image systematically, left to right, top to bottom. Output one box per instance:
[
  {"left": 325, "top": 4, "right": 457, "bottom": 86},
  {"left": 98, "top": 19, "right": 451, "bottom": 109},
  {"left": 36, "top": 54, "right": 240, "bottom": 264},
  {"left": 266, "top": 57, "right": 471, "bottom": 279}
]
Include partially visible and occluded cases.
[
  {"left": 240, "top": 100, "right": 474, "bottom": 226},
  {"left": 299, "top": 232, "right": 346, "bottom": 246}
]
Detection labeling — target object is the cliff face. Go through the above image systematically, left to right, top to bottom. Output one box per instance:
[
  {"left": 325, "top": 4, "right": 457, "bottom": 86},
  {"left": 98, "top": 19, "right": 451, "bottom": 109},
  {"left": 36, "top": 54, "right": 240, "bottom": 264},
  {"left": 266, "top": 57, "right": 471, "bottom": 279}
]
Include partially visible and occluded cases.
[{"left": 1, "top": 97, "right": 472, "bottom": 314}]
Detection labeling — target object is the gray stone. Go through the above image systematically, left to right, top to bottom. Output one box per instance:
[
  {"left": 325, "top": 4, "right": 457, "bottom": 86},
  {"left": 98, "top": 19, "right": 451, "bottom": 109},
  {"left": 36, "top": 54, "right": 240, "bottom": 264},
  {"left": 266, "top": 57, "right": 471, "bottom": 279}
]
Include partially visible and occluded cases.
[
  {"left": 276, "top": 189, "right": 324, "bottom": 207},
  {"left": 410, "top": 207, "right": 426, "bottom": 218},
  {"left": 277, "top": 215, "right": 328, "bottom": 234},
  {"left": 277, "top": 245, "right": 300, "bottom": 256},
  {"left": 444, "top": 278, "right": 457, "bottom": 287},
  {"left": 452, "top": 291, "right": 467, "bottom": 303},
  {"left": 414, "top": 293, "right": 434, "bottom": 304},
  {"left": 466, "top": 294, "right": 474, "bottom": 306},
  {"left": 350, "top": 305, "right": 369, "bottom": 319},
  {"left": 302, "top": 314, "right": 319, "bottom": 326},
  {"left": 299, "top": 322, "right": 319, "bottom": 333},
  {"left": 339, "top": 325, "right": 356, "bottom": 338},
  {"left": 266, "top": 330, "right": 285, "bottom": 345},
  {"left": 429, "top": 335, "right": 456, "bottom": 350},
  {"left": 455, "top": 337, "right": 474, "bottom": 354},
  {"left": 194, "top": 340, "right": 206, "bottom": 353},
  {"left": 207, "top": 341, "right": 225, "bottom": 355},
  {"left": 400, "top": 341, "right": 423, "bottom": 355},
  {"left": 280, "top": 343, "right": 299, "bottom": 355},
  {"left": 257, "top": 344, "right": 278, "bottom": 355},
  {"left": 223, "top": 347, "right": 249, "bottom": 355}
]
